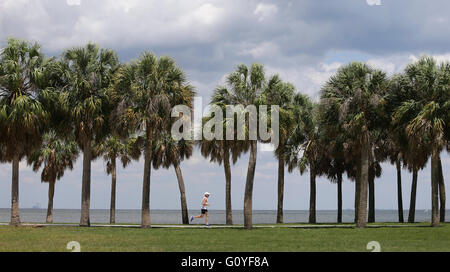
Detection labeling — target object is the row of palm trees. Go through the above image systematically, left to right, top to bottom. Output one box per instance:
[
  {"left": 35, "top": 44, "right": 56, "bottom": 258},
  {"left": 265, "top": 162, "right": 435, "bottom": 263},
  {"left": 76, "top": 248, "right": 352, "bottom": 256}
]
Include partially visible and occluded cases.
[{"left": 0, "top": 38, "right": 448, "bottom": 230}]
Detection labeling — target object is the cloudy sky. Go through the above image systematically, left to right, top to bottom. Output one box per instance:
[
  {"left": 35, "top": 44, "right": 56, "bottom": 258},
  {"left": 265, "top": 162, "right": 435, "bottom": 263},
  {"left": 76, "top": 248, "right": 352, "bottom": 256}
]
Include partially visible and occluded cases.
[{"left": 0, "top": 0, "right": 449, "bottom": 214}]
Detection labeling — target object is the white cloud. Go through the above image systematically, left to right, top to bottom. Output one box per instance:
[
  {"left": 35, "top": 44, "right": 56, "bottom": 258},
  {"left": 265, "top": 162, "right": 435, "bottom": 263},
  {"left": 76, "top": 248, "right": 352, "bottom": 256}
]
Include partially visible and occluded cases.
[
  {"left": 0, "top": 0, "right": 31, "bottom": 9},
  {"left": 66, "top": 0, "right": 81, "bottom": 6},
  {"left": 366, "top": 0, "right": 382, "bottom": 6},
  {"left": 0, "top": 1, "right": 229, "bottom": 51},
  {"left": 185, "top": 3, "right": 224, "bottom": 26},
  {"left": 254, "top": 3, "right": 278, "bottom": 21},
  {"left": 240, "top": 41, "right": 279, "bottom": 59},
  {"left": 266, "top": 62, "right": 342, "bottom": 100}
]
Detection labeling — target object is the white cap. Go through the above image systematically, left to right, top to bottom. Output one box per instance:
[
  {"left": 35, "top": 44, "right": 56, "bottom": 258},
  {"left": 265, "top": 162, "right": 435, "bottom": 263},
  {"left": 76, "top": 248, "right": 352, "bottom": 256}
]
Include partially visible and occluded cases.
[{"left": 204, "top": 192, "right": 210, "bottom": 196}]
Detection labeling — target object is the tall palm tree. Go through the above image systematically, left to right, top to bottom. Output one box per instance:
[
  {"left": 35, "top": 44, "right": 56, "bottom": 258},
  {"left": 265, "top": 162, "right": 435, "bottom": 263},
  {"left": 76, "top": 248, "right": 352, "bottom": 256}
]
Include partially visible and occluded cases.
[
  {"left": 0, "top": 38, "right": 52, "bottom": 226},
  {"left": 58, "top": 43, "right": 118, "bottom": 226},
  {"left": 112, "top": 53, "right": 193, "bottom": 228},
  {"left": 392, "top": 57, "right": 449, "bottom": 227},
  {"left": 405, "top": 58, "right": 449, "bottom": 227},
  {"left": 320, "top": 62, "right": 388, "bottom": 228},
  {"left": 211, "top": 63, "right": 267, "bottom": 230},
  {"left": 388, "top": 73, "right": 429, "bottom": 223},
  {"left": 263, "top": 75, "right": 295, "bottom": 224},
  {"left": 27, "top": 132, "right": 78, "bottom": 223},
  {"left": 153, "top": 132, "right": 193, "bottom": 224},
  {"left": 92, "top": 136, "right": 139, "bottom": 224}
]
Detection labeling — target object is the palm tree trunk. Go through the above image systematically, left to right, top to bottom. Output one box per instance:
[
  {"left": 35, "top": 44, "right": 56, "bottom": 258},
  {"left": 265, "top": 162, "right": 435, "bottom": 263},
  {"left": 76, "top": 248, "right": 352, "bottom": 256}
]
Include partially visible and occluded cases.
[
  {"left": 141, "top": 127, "right": 153, "bottom": 228},
  {"left": 356, "top": 133, "right": 370, "bottom": 228},
  {"left": 80, "top": 139, "right": 92, "bottom": 227},
  {"left": 244, "top": 140, "right": 258, "bottom": 230},
  {"left": 223, "top": 148, "right": 232, "bottom": 225},
  {"left": 431, "top": 151, "right": 440, "bottom": 227},
  {"left": 10, "top": 155, "right": 20, "bottom": 226},
  {"left": 276, "top": 155, "right": 285, "bottom": 224},
  {"left": 110, "top": 157, "right": 117, "bottom": 224},
  {"left": 438, "top": 157, "right": 446, "bottom": 223},
  {"left": 396, "top": 159, "right": 404, "bottom": 223},
  {"left": 354, "top": 162, "right": 361, "bottom": 223},
  {"left": 174, "top": 163, "right": 189, "bottom": 225},
  {"left": 309, "top": 165, "right": 316, "bottom": 224},
  {"left": 408, "top": 167, "right": 418, "bottom": 223},
  {"left": 368, "top": 168, "right": 375, "bottom": 223},
  {"left": 337, "top": 173, "right": 343, "bottom": 223},
  {"left": 46, "top": 179, "right": 56, "bottom": 224}
]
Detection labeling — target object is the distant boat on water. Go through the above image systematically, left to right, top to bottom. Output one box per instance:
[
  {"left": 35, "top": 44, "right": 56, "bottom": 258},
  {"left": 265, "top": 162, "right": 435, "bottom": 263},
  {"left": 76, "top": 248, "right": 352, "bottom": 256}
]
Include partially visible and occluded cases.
[{"left": 32, "top": 203, "right": 41, "bottom": 209}]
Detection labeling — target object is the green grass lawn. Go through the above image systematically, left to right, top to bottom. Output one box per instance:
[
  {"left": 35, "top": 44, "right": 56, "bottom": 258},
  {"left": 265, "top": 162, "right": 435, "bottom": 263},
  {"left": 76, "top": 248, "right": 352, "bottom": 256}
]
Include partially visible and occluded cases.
[{"left": 0, "top": 223, "right": 449, "bottom": 252}]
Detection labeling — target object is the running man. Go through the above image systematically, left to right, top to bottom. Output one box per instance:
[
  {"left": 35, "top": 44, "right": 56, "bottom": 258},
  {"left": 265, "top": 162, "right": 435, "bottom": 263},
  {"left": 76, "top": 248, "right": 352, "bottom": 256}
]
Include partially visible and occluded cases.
[{"left": 191, "top": 192, "right": 211, "bottom": 227}]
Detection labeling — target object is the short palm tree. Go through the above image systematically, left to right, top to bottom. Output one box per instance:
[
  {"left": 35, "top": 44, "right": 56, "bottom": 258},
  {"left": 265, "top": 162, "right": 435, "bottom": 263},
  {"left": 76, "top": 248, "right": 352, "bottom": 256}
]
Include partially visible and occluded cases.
[
  {"left": 0, "top": 38, "right": 52, "bottom": 225},
  {"left": 58, "top": 43, "right": 119, "bottom": 226},
  {"left": 112, "top": 53, "right": 193, "bottom": 228},
  {"left": 320, "top": 62, "right": 388, "bottom": 228},
  {"left": 263, "top": 75, "right": 295, "bottom": 224},
  {"left": 285, "top": 94, "right": 321, "bottom": 224},
  {"left": 197, "top": 111, "right": 249, "bottom": 225},
  {"left": 27, "top": 132, "right": 79, "bottom": 223},
  {"left": 153, "top": 132, "right": 193, "bottom": 224},
  {"left": 93, "top": 136, "right": 139, "bottom": 224},
  {"left": 316, "top": 137, "right": 348, "bottom": 223},
  {"left": 438, "top": 156, "right": 445, "bottom": 222},
  {"left": 367, "top": 160, "right": 382, "bottom": 223}
]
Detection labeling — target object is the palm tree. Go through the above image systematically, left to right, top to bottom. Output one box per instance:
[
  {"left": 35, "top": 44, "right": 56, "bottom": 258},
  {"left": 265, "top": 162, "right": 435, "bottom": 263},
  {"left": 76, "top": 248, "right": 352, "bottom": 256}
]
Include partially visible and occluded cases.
[
  {"left": 0, "top": 38, "right": 52, "bottom": 226},
  {"left": 58, "top": 43, "right": 118, "bottom": 226},
  {"left": 112, "top": 53, "right": 193, "bottom": 228},
  {"left": 392, "top": 57, "right": 449, "bottom": 226},
  {"left": 404, "top": 58, "right": 449, "bottom": 227},
  {"left": 320, "top": 62, "right": 388, "bottom": 228},
  {"left": 211, "top": 63, "right": 267, "bottom": 230},
  {"left": 388, "top": 74, "right": 429, "bottom": 223},
  {"left": 263, "top": 75, "right": 295, "bottom": 224},
  {"left": 379, "top": 75, "right": 408, "bottom": 223},
  {"left": 285, "top": 93, "right": 321, "bottom": 224},
  {"left": 317, "top": 97, "right": 352, "bottom": 223},
  {"left": 197, "top": 114, "right": 248, "bottom": 225},
  {"left": 382, "top": 124, "right": 406, "bottom": 222},
  {"left": 27, "top": 132, "right": 78, "bottom": 223},
  {"left": 153, "top": 132, "right": 193, "bottom": 224},
  {"left": 92, "top": 136, "right": 139, "bottom": 224},
  {"left": 385, "top": 141, "right": 406, "bottom": 223},
  {"left": 317, "top": 144, "right": 348, "bottom": 223},
  {"left": 403, "top": 144, "right": 429, "bottom": 223},
  {"left": 438, "top": 156, "right": 445, "bottom": 223},
  {"left": 327, "top": 160, "right": 347, "bottom": 223},
  {"left": 368, "top": 161, "right": 382, "bottom": 223}
]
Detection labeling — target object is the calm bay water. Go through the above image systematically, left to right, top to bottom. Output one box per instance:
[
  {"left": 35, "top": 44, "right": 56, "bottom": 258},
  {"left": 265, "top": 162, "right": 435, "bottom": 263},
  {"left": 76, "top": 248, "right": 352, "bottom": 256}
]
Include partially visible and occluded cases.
[{"left": 0, "top": 208, "right": 443, "bottom": 224}]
